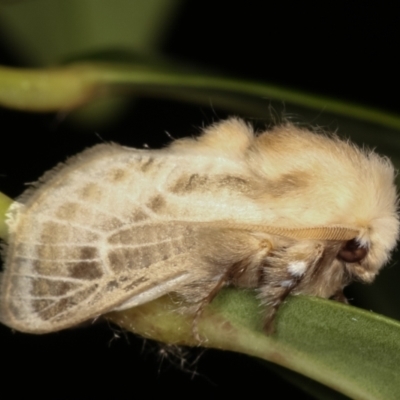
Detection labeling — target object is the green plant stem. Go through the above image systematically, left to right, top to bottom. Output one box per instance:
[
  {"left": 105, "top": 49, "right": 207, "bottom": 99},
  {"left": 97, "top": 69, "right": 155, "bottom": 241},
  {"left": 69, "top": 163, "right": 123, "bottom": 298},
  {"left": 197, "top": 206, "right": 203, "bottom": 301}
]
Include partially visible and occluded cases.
[{"left": 1, "top": 63, "right": 400, "bottom": 130}]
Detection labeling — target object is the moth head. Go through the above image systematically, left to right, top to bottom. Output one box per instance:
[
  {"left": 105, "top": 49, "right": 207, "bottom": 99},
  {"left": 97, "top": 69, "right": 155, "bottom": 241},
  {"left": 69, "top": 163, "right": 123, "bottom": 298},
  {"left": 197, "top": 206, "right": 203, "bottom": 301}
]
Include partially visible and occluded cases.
[{"left": 337, "top": 212, "right": 399, "bottom": 283}]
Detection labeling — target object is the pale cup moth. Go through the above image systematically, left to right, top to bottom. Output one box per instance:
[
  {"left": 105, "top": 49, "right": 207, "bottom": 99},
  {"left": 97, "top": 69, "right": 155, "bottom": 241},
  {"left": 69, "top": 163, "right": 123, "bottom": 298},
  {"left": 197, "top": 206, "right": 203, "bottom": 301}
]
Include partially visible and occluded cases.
[{"left": 0, "top": 118, "right": 398, "bottom": 335}]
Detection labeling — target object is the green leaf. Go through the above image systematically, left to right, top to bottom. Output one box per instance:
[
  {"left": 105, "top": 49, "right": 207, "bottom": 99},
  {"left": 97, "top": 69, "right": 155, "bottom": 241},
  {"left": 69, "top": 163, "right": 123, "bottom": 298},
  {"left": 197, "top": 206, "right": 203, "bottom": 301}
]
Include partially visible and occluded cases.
[{"left": 108, "top": 289, "right": 400, "bottom": 400}]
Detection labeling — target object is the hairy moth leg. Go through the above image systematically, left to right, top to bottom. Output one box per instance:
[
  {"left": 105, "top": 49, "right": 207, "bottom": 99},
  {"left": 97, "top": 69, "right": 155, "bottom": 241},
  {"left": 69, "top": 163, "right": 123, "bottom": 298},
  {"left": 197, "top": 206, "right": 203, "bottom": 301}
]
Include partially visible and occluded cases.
[
  {"left": 189, "top": 230, "right": 273, "bottom": 341},
  {"left": 259, "top": 240, "right": 325, "bottom": 333},
  {"left": 191, "top": 257, "right": 261, "bottom": 340},
  {"left": 190, "top": 262, "right": 245, "bottom": 341}
]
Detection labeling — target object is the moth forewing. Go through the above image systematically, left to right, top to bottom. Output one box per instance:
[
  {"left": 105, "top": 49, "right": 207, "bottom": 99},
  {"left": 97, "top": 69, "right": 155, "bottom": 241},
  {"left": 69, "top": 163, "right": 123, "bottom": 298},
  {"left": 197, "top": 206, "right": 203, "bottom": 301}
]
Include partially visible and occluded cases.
[
  {"left": 0, "top": 118, "right": 398, "bottom": 335},
  {"left": 0, "top": 142, "right": 281, "bottom": 333}
]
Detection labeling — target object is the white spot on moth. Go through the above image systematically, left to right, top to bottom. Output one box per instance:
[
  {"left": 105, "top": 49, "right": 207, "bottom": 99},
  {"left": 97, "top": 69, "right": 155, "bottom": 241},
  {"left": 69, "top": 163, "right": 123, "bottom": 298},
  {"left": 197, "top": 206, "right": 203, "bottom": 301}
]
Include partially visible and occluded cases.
[
  {"left": 0, "top": 117, "right": 398, "bottom": 336},
  {"left": 287, "top": 261, "right": 307, "bottom": 277}
]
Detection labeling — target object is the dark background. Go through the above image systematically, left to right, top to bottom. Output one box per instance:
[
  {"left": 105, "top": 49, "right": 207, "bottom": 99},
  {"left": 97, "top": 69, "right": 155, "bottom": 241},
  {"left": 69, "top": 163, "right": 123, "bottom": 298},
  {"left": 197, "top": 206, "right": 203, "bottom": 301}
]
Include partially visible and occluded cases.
[{"left": 0, "top": 2, "right": 398, "bottom": 399}]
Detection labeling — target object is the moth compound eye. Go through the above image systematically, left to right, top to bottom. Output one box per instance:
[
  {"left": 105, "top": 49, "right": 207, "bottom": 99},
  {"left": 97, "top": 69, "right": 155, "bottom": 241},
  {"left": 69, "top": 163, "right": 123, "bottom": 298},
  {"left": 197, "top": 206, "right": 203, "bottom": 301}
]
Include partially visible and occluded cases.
[{"left": 337, "top": 239, "right": 368, "bottom": 263}]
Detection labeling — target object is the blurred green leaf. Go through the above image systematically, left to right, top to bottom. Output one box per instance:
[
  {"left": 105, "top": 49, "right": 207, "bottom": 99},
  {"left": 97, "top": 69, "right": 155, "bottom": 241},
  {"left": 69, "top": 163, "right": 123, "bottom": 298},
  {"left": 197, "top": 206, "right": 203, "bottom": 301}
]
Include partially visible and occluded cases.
[{"left": 0, "top": 0, "right": 182, "bottom": 65}]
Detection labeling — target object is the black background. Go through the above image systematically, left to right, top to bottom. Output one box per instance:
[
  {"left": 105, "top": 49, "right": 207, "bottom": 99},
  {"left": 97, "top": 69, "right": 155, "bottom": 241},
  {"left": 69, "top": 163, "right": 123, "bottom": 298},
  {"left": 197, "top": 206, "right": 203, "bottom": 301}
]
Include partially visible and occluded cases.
[{"left": 0, "top": 2, "right": 398, "bottom": 399}]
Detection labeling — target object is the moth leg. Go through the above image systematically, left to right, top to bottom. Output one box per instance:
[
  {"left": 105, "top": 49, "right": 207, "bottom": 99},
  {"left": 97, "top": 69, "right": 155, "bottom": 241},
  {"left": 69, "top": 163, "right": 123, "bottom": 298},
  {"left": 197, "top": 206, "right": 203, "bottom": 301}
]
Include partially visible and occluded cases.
[
  {"left": 190, "top": 231, "right": 273, "bottom": 341},
  {"left": 260, "top": 241, "right": 325, "bottom": 334},
  {"left": 192, "top": 260, "right": 250, "bottom": 342},
  {"left": 262, "top": 276, "right": 303, "bottom": 334}
]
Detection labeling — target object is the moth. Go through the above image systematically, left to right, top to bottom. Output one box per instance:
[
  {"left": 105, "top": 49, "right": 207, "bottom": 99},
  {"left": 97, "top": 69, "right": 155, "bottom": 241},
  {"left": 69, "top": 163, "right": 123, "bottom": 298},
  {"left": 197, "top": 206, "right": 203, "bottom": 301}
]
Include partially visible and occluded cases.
[{"left": 0, "top": 118, "right": 398, "bottom": 335}]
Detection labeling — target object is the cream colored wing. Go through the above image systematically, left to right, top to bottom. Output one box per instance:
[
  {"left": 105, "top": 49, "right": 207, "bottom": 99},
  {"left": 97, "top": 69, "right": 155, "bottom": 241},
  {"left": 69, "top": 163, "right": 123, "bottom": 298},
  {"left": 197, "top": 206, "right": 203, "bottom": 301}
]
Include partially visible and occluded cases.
[
  {"left": 1, "top": 143, "right": 243, "bottom": 334},
  {"left": 1, "top": 215, "right": 201, "bottom": 333}
]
